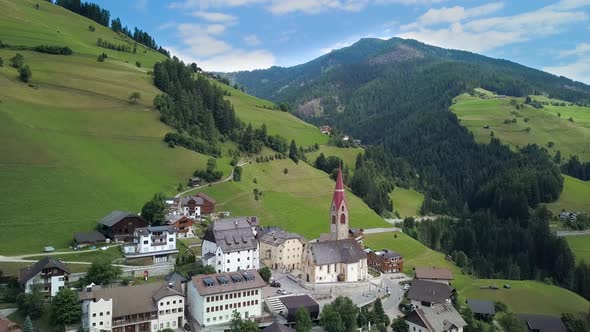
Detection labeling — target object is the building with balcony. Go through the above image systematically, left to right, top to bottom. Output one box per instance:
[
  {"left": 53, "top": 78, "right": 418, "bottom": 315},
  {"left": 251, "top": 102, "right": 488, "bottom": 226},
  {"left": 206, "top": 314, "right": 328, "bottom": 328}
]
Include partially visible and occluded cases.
[
  {"left": 201, "top": 217, "right": 260, "bottom": 273},
  {"left": 123, "top": 226, "right": 179, "bottom": 263},
  {"left": 367, "top": 248, "right": 404, "bottom": 273},
  {"left": 19, "top": 257, "right": 70, "bottom": 299},
  {"left": 187, "top": 270, "right": 266, "bottom": 331},
  {"left": 79, "top": 281, "right": 184, "bottom": 332}
]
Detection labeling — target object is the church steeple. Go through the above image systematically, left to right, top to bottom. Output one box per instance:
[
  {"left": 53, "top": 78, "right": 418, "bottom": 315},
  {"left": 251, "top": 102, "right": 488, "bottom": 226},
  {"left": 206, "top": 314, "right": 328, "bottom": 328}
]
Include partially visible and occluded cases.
[{"left": 330, "top": 167, "right": 349, "bottom": 241}]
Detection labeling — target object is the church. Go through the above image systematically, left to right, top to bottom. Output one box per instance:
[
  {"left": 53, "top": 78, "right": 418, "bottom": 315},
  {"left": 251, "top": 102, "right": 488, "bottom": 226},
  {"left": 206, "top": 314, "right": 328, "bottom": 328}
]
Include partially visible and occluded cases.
[{"left": 303, "top": 168, "right": 368, "bottom": 283}]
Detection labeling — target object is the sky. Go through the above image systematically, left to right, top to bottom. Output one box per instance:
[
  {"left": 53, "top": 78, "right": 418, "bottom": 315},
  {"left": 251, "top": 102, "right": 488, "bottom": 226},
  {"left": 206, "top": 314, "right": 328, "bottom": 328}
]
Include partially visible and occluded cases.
[{"left": 95, "top": 0, "right": 590, "bottom": 83}]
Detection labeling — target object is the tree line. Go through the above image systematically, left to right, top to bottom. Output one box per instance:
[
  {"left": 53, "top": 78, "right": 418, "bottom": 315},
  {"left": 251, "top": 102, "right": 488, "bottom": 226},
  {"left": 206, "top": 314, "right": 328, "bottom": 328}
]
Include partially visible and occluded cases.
[
  {"left": 96, "top": 38, "right": 132, "bottom": 53},
  {"left": 561, "top": 155, "right": 590, "bottom": 181}
]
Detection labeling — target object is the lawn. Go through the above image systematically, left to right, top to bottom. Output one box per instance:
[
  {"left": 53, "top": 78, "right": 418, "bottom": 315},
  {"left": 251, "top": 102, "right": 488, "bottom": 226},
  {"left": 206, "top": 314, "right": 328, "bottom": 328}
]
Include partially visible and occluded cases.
[
  {"left": 451, "top": 92, "right": 590, "bottom": 161},
  {"left": 306, "top": 145, "right": 364, "bottom": 171},
  {"left": 199, "top": 159, "right": 389, "bottom": 240},
  {"left": 546, "top": 175, "right": 590, "bottom": 215},
  {"left": 390, "top": 187, "right": 424, "bottom": 218},
  {"left": 363, "top": 232, "right": 590, "bottom": 315},
  {"left": 566, "top": 235, "right": 590, "bottom": 264},
  {"left": 27, "top": 246, "right": 123, "bottom": 263}
]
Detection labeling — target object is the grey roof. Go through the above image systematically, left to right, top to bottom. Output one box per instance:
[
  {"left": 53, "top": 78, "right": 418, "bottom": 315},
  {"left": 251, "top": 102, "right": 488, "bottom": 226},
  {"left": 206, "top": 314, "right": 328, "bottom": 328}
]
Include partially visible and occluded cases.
[
  {"left": 181, "top": 196, "right": 205, "bottom": 206},
  {"left": 97, "top": 210, "right": 138, "bottom": 227},
  {"left": 203, "top": 218, "right": 258, "bottom": 253},
  {"left": 135, "top": 226, "right": 177, "bottom": 235},
  {"left": 259, "top": 228, "right": 304, "bottom": 246},
  {"left": 74, "top": 231, "right": 106, "bottom": 244},
  {"left": 309, "top": 239, "right": 366, "bottom": 265},
  {"left": 374, "top": 249, "right": 402, "bottom": 259},
  {"left": 202, "top": 252, "right": 215, "bottom": 260},
  {"left": 19, "top": 257, "right": 70, "bottom": 285},
  {"left": 415, "top": 267, "right": 453, "bottom": 281},
  {"left": 191, "top": 269, "right": 266, "bottom": 296},
  {"left": 165, "top": 272, "right": 188, "bottom": 284},
  {"left": 407, "top": 279, "right": 453, "bottom": 304},
  {"left": 78, "top": 282, "right": 183, "bottom": 317},
  {"left": 279, "top": 295, "right": 319, "bottom": 310},
  {"left": 467, "top": 299, "right": 495, "bottom": 315},
  {"left": 409, "top": 303, "right": 467, "bottom": 332},
  {"left": 518, "top": 314, "right": 567, "bottom": 332},
  {"left": 263, "top": 322, "right": 295, "bottom": 332}
]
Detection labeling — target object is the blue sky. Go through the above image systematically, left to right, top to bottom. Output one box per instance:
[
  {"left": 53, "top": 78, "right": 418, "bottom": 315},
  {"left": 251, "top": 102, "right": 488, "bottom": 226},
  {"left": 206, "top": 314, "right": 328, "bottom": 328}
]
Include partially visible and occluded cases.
[{"left": 96, "top": 0, "right": 590, "bottom": 83}]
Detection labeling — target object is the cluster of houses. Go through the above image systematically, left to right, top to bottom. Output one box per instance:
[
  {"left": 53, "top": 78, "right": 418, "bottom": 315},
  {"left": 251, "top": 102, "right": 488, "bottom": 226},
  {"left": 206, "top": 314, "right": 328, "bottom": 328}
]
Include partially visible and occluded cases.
[{"left": 10, "top": 168, "right": 569, "bottom": 332}]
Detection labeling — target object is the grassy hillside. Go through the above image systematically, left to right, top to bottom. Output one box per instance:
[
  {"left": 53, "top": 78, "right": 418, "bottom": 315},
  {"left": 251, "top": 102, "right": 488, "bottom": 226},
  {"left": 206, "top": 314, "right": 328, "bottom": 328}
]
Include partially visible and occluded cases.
[
  {"left": 451, "top": 91, "right": 590, "bottom": 161},
  {"left": 305, "top": 145, "right": 363, "bottom": 171},
  {"left": 198, "top": 159, "right": 389, "bottom": 239},
  {"left": 546, "top": 175, "right": 590, "bottom": 214},
  {"left": 390, "top": 187, "right": 424, "bottom": 218},
  {"left": 364, "top": 232, "right": 590, "bottom": 315},
  {"left": 566, "top": 235, "right": 590, "bottom": 264}
]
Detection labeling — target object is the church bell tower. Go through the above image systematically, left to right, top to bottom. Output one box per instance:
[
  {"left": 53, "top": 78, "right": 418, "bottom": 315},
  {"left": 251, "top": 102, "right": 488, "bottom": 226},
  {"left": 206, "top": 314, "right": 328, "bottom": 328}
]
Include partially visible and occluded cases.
[{"left": 330, "top": 167, "right": 349, "bottom": 241}]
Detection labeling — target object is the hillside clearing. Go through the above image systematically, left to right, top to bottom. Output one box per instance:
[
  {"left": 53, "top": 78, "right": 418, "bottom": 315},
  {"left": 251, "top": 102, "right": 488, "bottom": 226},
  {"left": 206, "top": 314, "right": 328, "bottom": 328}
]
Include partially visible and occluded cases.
[
  {"left": 306, "top": 145, "right": 364, "bottom": 171},
  {"left": 546, "top": 175, "right": 590, "bottom": 215},
  {"left": 390, "top": 187, "right": 424, "bottom": 218},
  {"left": 364, "top": 232, "right": 589, "bottom": 315},
  {"left": 566, "top": 235, "right": 590, "bottom": 264}
]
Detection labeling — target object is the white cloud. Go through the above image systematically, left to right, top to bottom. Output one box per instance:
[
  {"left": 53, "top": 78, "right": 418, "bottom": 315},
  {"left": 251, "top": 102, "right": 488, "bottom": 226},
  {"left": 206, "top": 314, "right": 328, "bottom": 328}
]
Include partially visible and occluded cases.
[
  {"left": 397, "top": 2, "right": 588, "bottom": 53},
  {"left": 402, "top": 2, "right": 504, "bottom": 30},
  {"left": 191, "top": 11, "right": 238, "bottom": 24},
  {"left": 177, "top": 24, "right": 232, "bottom": 57},
  {"left": 243, "top": 34, "right": 261, "bottom": 46},
  {"left": 559, "top": 42, "right": 590, "bottom": 58},
  {"left": 166, "top": 45, "right": 275, "bottom": 72},
  {"left": 544, "top": 58, "right": 590, "bottom": 84}
]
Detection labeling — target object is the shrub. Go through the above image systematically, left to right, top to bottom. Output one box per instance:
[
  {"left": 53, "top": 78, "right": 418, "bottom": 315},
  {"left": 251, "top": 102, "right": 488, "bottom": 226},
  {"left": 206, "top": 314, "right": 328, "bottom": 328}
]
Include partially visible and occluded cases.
[
  {"left": 88, "top": 25, "right": 96, "bottom": 31},
  {"left": 34, "top": 45, "right": 73, "bottom": 55},
  {"left": 97, "top": 52, "right": 107, "bottom": 62},
  {"left": 9, "top": 53, "right": 24, "bottom": 68},
  {"left": 135, "top": 61, "right": 141, "bottom": 68},
  {"left": 19, "top": 65, "right": 32, "bottom": 83},
  {"left": 284, "top": 168, "right": 288, "bottom": 174}
]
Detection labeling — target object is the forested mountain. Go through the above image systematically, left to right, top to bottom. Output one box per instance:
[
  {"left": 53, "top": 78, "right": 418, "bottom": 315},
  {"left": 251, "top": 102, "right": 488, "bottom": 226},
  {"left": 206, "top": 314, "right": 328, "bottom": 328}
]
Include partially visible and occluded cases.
[{"left": 228, "top": 37, "right": 590, "bottom": 218}]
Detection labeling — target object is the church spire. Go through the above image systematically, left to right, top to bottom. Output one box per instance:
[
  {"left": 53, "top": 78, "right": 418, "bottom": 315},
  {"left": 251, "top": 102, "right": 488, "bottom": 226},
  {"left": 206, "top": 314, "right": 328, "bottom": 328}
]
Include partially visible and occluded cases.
[
  {"left": 330, "top": 167, "right": 349, "bottom": 241},
  {"left": 332, "top": 167, "right": 346, "bottom": 208}
]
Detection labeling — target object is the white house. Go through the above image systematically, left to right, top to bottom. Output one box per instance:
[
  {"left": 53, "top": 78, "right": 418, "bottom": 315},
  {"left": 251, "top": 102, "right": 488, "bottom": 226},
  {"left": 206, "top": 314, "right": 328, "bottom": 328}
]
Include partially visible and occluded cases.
[
  {"left": 201, "top": 217, "right": 260, "bottom": 273},
  {"left": 123, "top": 226, "right": 179, "bottom": 263},
  {"left": 19, "top": 257, "right": 70, "bottom": 299},
  {"left": 187, "top": 270, "right": 266, "bottom": 331},
  {"left": 79, "top": 281, "right": 185, "bottom": 331},
  {"left": 404, "top": 303, "right": 467, "bottom": 332}
]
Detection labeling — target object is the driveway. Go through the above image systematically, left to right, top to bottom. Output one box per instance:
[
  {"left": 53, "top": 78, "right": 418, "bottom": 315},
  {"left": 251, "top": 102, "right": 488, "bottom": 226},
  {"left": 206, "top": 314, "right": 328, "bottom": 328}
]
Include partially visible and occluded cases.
[
  {"left": 363, "top": 228, "right": 401, "bottom": 234},
  {"left": 556, "top": 230, "right": 590, "bottom": 237}
]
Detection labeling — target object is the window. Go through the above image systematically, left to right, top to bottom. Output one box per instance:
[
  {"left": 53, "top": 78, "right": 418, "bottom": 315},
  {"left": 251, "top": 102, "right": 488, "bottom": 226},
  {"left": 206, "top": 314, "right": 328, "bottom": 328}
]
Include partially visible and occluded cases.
[
  {"left": 169, "top": 238, "right": 173, "bottom": 242},
  {"left": 143, "top": 240, "right": 148, "bottom": 244},
  {"left": 218, "top": 253, "right": 221, "bottom": 256},
  {"left": 247, "top": 257, "right": 250, "bottom": 260},
  {"left": 238, "top": 258, "right": 241, "bottom": 262},
  {"left": 227, "top": 259, "right": 230, "bottom": 263},
  {"left": 255, "top": 290, "right": 258, "bottom": 295},
  {"left": 225, "top": 294, "right": 228, "bottom": 300},
  {"left": 179, "top": 299, "right": 182, "bottom": 304},
  {"left": 173, "top": 300, "right": 176, "bottom": 304},
  {"left": 255, "top": 300, "right": 258, "bottom": 305},
  {"left": 167, "top": 301, "right": 170, "bottom": 305},
  {"left": 225, "top": 304, "right": 228, "bottom": 310},
  {"left": 179, "top": 308, "right": 183, "bottom": 312},
  {"left": 207, "top": 308, "right": 210, "bottom": 313},
  {"left": 106, "top": 311, "right": 110, "bottom": 315},
  {"left": 100, "top": 312, "right": 103, "bottom": 316},
  {"left": 92, "top": 313, "right": 96, "bottom": 317},
  {"left": 207, "top": 318, "right": 210, "bottom": 323},
  {"left": 100, "top": 322, "right": 103, "bottom": 326},
  {"left": 92, "top": 323, "right": 96, "bottom": 327}
]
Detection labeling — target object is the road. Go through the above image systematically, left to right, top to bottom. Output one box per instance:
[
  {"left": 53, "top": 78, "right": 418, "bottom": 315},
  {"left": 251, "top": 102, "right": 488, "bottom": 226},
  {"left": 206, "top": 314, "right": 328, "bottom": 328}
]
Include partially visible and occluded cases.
[
  {"left": 175, "top": 161, "right": 248, "bottom": 198},
  {"left": 384, "top": 216, "right": 439, "bottom": 225},
  {"left": 363, "top": 228, "right": 401, "bottom": 234},
  {"left": 556, "top": 230, "right": 590, "bottom": 237},
  {"left": 381, "top": 273, "right": 411, "bottom": 319}
]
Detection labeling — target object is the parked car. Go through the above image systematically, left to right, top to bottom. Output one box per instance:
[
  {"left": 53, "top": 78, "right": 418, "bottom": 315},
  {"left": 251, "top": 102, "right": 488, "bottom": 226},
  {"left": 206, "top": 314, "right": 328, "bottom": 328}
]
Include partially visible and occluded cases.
[
  {"left": 270, "top": 281, "right": 281, "bottom": 288},
  {"left": 403, "top": 283, "right": 411, "bottom": 291},
  {"left": 503, "top": 284, "right": 511, "bottom": 289},
  {"left": 277, "top": 288, "right": 288, "bottom": 295},
  {"left": 398, "top": 303, "right": 414, "bottom": 313}
]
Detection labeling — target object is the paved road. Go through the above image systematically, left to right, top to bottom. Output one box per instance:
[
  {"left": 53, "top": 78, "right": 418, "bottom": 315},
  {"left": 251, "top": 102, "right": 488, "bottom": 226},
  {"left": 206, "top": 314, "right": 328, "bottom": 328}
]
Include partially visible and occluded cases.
[
  {"left": 175, "top": 161, "right": 248, "bottom": 198},
  {"left": 363, "top": 228, "right": 401, "bottom": 234},
  {"left": 556, "top": 230, "right": 590, "bottom": 237},
  {"left": 381, "top": 273, "right": 411, "bottom": 319},
  {"left": 0, "top": 308, "right": 17, "bottom": 317}
]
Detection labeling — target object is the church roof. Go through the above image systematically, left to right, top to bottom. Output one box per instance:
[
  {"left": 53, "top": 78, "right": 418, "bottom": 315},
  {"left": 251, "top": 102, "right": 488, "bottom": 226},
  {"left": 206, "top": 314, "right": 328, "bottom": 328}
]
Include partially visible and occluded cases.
[
  {"left": 332, "top": 167, "right": 346, "bottom": 210},
  {"left": 309, "top": 239, "right": 366, "bottom": 265}
]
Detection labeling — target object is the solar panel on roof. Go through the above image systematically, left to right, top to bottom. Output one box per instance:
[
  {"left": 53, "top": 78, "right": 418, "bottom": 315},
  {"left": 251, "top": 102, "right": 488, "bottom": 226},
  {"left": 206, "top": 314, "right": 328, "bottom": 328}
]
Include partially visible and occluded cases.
[
  {"left": 230, "top": 274, "right": 243, "bottom": 283},
  {"left": 217, "top": 276, "right": 229, "bottom": 285},
  {"left": 203, "top": 277, "right": 215, "bottom": 287}
]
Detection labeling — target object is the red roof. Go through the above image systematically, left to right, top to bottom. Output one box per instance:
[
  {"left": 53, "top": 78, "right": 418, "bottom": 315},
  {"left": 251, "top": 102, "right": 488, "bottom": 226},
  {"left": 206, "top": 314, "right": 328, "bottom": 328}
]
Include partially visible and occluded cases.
[{"left": 332, "top": 167, "right": 346, "bottom": 209}]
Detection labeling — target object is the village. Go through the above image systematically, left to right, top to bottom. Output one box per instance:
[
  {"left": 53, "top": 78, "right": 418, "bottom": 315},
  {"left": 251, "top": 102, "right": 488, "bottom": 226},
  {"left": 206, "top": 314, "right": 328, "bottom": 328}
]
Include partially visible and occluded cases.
[{"left": 1, "top": 168, "right": 565, "bottom": 332}]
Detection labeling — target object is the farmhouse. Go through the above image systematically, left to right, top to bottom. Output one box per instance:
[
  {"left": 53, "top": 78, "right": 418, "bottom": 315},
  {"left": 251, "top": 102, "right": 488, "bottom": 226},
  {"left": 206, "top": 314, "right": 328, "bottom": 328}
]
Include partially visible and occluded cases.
[
  {"left": 319, "top": 125, "right": 332, "bottom": 134},
  {"left": 303, "top": 168, "right": 368, "bottom": 283},
  {"left": 189, "top": 177, "right": 202, "bottom": 187},
  {"left": 178, "top": 192, "right": 217, "bottom": 217},
  {"left": 97, "top": 210, "right": 148, "bottom": 242},
  {"left": 559, "top": 210, "right": 577, "bottom": 222},
  {"left": 166, "top": 214, "right": 194, "bottom": 238},
  {"left": 202, "top": 217, "right": 260, "bottom": 273},
  {"left": 123, "top": 226, "right": 179, "bottom": 263},
  {"left": 258, "top": 227, "right": 305, "bottom": 271},
  {"left": 74, "top": 231, "right": 107, "bottom": 248},
  {"left": 367, "top": 248, "right": 404, "bottom": 273},
  {"left": 19, "top": 257, "right": 70, "bottom": 299},
  {"left": 415, "top": 267, "right": 453, "bottom": 284},
  {"left": 187, "top": 270, "right": 266, "bottom": 331},
  {"left": 407, "top": 279, "right": 454, "bottom": 308},
  {"left": 79, "top": 281, "right": 185, "bottom": 332},
  {"left": 466, "top": 299, "right": 495, "bottom": 320},
  {"left": 404, "top": 303, "right": 467, "bottom": 332},
  {"left": 518, "top": 314, "right": 567, "bottom": 332}
]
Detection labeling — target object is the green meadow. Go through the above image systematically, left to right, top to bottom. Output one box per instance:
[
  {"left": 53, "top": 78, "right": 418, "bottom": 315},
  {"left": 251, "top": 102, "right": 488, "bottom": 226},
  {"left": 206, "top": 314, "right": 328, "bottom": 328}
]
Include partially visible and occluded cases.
[
  {"left": 306, "top": 145, "right": 364, "bottom": 171},
  {"left": 199, "top": 159, "right": 389, "bottom": 239},
  {"left": 546, "top": 175, "right": 590, "bottom": 215},
  {"left": 390, "top": 187, "right": 424, "bottom": 218},
  {"left": 364, "top": 232, "right": 590, "bottom": 315},
  {"left": 566, "top": 235, "right": 590, "bottom": 264}
]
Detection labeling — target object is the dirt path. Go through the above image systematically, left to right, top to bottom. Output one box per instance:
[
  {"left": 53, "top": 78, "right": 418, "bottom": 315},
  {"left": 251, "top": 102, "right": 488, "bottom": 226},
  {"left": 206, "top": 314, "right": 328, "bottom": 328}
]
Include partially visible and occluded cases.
[{"left": 175, "top": 161, "right": 248, "bottom": 198}]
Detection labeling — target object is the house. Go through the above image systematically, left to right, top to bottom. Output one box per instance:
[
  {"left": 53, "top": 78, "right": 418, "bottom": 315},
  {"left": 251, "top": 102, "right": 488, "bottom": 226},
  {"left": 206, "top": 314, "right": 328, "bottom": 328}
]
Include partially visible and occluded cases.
[
  {"left": 319, "top": 125, "right": 332, "bottom": 135},
  {"left": 342, "top": 135, "right": 350, "bottom": 141},
  {"left": 353, "top": 139, "right": 362, "bottom": 145},
  {"left": 303, "top": 168, "right": 368, "bottom": 283},
  {"left": 189, "top": 177, "right": 202, "bottom": 187},
  {"left": 178, "top": 192, "right": 217, "bottom": 217},
  {"left": 97, "top": 210, "right": 148, "bottom": 242},
  {"left": 559, "top": 210, "right": 577, "bottom": 222},
  {"left": 166, "top": 214, "right": 194, "bottom": 238},
  {"left": 202, "top": 217, "right": 260, "bottom": 273},
  {"left": 122, "top": 226, "right": 179, "bottom": 263},
  {"left": 259, "top": 227, "right": 305, "bottom": 271},
  {"left": 348, "top": 228, "right": 364, "bottom": 244},
  {"left": 74, "top": 231, "right": 107, "bottom": 248},
  {"left": 367, "top": 248, "right": 404, "bottom": 273},
  {"left": 19, "top": 257, "right": 70, "bottom": 299},
  {"left": 415, "top": 267, "right": 454, "bottom": 284},
  {"left": 187, "top": 270, "right": 266, "bottom": 331},
  {"left": 407, "top": 279, "right": 454, "bottom": 308},
  {"left": 79, "top": 281, "right": 185, "bottom": 332},
  {"left": 279, "top": 295, "right": 320, "bottom": 323},
  {"left": 466, "top": 299, "right": 495, "bottom": 320},
  {"left": 404, "top": 303, "right": 467, "bottom": 332},
  {"left": 518, "top": 314, "right": 567, "bottom": 332},
  {"left": 0, "top": 316, "right": 21, "bottom": 332},
  {"left": 263, "top": 322, "right": 295, "bottom": 332}
]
